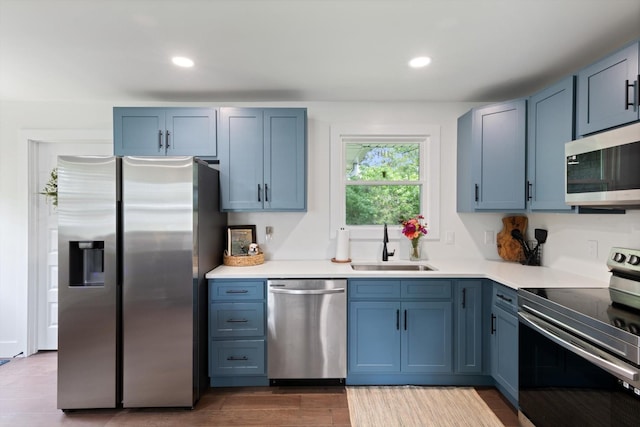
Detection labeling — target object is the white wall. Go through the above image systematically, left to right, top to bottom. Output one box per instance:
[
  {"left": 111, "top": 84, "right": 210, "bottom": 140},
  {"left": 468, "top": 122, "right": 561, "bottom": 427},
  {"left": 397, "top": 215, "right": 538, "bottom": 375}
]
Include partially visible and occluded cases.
[{"left": 1, "top": 99, "right": 638, "bottom": 357}]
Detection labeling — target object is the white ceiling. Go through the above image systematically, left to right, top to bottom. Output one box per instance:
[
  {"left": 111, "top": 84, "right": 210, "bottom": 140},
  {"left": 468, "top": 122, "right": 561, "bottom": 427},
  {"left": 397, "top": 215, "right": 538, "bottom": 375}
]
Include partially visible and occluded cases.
[{"left": 1, "top": 0, "right": 639, "bottom": 103}]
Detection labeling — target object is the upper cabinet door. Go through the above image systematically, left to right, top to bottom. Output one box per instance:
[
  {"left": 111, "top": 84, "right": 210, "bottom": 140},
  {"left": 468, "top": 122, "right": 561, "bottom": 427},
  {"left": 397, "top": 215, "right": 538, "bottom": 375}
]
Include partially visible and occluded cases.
[
  {"left": 577, "top": 41, "right": 639, "bottom": 136},
  {"left": 527, "top": 76, "right": 575, "bottom": 212},
  {"left": 472, "top": 99, "right": 527, "bottom": 210},
  {"left": 114, "top": 107, "right": 217, "bottom": 156},
  {"left": 219, "top": 107, "right": 307, "bottom": 212},
  {"left": 114, "top": 108, "right": 165, "bottom": 156},
  {"left": 165, "top": 108, "right": 217, "bottom": 156},
  {"left": 219, "top": 108, "right": 265, "bottom": 211},
  {"left": 264, "top": 109, "right": 307, "bottom": 211}
]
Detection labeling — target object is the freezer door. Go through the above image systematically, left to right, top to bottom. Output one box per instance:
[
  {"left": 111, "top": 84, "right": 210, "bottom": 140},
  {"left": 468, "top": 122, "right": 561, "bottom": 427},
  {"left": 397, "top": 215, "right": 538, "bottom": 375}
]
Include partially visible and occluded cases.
[
  {"left": 57, "top": 156, "right": 118, "bottom": 410},
  {"left": 122, "top": 156, "right": 195, "bottom": 408}
]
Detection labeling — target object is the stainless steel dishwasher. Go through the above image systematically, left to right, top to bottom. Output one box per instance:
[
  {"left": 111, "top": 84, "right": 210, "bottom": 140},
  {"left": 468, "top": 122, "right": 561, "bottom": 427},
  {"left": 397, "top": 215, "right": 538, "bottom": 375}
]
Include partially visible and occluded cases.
[{"left": 267, "top": 279, "right": 347, "bottom": 380}]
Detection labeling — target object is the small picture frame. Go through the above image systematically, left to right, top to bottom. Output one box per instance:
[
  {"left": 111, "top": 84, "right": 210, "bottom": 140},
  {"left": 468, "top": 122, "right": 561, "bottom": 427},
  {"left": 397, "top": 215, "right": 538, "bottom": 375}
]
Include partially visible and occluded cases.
[{"left": 227, "top": 225, "right": 257, "bottom": 256}]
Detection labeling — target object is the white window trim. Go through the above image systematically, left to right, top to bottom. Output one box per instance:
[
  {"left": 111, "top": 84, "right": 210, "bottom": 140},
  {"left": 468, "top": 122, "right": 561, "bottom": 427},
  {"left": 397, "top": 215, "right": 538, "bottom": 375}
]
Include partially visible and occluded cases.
[{"left": 330, "top": 124, "right": 441, "bottom": 241}]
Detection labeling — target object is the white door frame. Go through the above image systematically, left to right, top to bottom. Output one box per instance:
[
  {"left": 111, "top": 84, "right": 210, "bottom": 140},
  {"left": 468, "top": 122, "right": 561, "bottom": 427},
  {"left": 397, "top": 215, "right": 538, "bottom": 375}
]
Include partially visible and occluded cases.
[{"left": 26, "top": 129, "right": 112, "bottom": 356}]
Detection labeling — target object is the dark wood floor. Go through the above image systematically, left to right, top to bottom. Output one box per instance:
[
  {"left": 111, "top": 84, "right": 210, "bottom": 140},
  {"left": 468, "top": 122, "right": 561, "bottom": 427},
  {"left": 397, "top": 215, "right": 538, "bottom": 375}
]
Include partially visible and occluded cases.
[{"left": 0, "top": 351, "right": 518, "bottom": 426}]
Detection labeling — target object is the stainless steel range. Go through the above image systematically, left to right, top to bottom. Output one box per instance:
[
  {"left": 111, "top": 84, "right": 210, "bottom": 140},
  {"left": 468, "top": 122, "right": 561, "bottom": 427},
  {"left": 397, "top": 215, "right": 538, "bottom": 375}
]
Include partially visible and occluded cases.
[{"left": 518, "top": 247, "right": 640, "bottom": 427}]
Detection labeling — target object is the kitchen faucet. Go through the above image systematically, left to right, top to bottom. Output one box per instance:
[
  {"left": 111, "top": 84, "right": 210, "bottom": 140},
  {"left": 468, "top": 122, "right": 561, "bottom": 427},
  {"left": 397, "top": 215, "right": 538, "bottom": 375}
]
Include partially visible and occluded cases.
[{"left": 382, "top": 223, "right": 395, "bottom": 261}]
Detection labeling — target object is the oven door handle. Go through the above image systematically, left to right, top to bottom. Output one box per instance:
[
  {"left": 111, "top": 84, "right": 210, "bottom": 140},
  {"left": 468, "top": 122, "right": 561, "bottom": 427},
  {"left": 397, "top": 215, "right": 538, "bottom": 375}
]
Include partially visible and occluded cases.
[
  {"left": 521, "top": 303, "right": 627, "bottom": 358},
  {"left": 519, "top": 311, "right": 639, "bottom": 382}
]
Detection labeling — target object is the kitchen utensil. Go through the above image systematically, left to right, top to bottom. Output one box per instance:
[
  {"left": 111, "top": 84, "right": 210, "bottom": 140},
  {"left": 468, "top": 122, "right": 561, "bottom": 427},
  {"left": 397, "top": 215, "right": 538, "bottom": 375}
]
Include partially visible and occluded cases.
[
  {"left": 511, "top": 228, "right": 531, "bottom": 262},
  {"left": 522, "top": 228, "right": 548, "bottom": 265},
  {"left": 526, "top": 228, "right": 548, "bottom": 265},
  {"left": 535, "top": 228, "right": 548, "bottom": 245}
]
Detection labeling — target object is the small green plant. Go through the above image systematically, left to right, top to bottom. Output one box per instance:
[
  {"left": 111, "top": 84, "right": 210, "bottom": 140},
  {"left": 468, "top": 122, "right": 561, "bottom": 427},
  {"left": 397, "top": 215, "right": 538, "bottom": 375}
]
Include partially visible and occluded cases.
[{"left": 40, "top": 168, "right": 58, "bottom": 207}]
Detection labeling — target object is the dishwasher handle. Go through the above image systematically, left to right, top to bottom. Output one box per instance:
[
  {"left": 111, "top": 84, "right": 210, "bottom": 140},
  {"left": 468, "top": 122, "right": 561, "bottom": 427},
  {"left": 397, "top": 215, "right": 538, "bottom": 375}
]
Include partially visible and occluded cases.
[{"left": 269, "top": 288, "right": 345, "bottom": 295}]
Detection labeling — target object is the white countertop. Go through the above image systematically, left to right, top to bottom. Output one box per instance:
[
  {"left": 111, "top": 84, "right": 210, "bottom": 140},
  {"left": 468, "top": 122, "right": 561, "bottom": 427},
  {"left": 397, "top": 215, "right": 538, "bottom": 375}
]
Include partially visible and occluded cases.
[{"left": 205, "top": 259, "right": 609, "bottom": 290}]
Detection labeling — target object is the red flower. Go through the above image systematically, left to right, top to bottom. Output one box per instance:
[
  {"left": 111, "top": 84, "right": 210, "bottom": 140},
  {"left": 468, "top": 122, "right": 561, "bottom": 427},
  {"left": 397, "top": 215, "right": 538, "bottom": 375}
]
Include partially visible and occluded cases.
[{"left": 401, "top": 215, "right": 428, "bottom": 240}]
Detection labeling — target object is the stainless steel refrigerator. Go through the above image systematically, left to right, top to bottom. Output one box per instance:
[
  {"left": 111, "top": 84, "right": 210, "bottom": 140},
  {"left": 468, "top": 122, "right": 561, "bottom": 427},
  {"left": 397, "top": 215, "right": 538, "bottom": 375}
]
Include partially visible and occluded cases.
[{"left": 57, "top": 156, "right": 227, "bottom": 410}]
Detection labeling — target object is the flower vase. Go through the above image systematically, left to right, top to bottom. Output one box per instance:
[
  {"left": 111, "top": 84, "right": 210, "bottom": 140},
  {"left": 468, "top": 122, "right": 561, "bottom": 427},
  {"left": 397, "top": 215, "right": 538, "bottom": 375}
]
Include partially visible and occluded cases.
[{"left": 410, "top": 238, "right": 421, "bottom": 261}]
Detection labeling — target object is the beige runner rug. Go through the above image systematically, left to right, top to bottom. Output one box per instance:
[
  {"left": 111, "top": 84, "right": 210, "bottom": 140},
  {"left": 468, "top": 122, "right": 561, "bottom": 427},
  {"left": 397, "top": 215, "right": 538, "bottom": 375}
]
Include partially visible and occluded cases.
[{"left": 346, "top": 386, "right": 504, "bottom": 427}]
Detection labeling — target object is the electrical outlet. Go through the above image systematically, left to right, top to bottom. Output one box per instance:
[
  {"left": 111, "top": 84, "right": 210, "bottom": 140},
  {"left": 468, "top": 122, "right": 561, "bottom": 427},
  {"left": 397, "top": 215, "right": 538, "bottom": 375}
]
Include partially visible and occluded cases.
[
  {"left": 484, "top": 230, "right": 495, "bottom": 245},
  {"left": 445, "top": 231, "right": 455, "bottom": 245},
  {"left": 588, "top": 240, "right": 598, "bottom": 259}
]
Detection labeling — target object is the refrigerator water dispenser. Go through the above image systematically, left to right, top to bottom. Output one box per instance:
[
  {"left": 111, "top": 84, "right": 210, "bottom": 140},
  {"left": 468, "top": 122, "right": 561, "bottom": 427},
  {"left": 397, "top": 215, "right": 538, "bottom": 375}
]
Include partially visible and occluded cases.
[{"left": 69, "top": 241, "right": 105, "bottom": 286}]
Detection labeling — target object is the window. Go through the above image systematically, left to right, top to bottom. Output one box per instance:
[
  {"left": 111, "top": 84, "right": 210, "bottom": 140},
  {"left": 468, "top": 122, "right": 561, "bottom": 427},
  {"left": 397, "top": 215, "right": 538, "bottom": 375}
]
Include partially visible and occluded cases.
[{"left": 330, "top": 124, "right": 440, "bottom": 240}]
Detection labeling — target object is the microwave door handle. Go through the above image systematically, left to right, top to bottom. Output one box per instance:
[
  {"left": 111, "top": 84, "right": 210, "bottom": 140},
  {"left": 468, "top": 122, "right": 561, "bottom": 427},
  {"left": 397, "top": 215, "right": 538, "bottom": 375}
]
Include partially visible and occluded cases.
[{"left": 519, "top": 311, "right": 639, "bottom": 382}]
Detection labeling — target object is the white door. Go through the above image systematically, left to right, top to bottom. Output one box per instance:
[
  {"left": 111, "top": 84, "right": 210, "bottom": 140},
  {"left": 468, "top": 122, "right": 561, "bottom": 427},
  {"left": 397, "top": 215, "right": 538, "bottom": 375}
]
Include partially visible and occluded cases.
[{"left": 36, "top": 141, "right": 111, "bottom": 350}]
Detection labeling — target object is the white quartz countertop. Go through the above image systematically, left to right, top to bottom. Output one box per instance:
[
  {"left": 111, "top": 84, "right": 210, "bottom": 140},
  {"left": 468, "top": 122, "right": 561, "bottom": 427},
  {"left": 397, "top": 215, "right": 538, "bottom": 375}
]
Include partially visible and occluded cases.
[{"left": 205, "top": 259, "right": 608, "bottom": 290}]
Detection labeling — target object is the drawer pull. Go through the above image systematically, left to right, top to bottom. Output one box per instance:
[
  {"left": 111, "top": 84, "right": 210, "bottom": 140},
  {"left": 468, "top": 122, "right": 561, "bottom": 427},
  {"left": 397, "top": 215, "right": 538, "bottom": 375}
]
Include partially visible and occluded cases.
[
  {"left": 226, "top": 289, "right": 249, "bottom": 294},
  {"left": 496, "top": 293, "right": 513, "bottom": 303},
  {"left": 226, "top": 319, "right": 248, "bottom": 323},
  {"left": 227, "top": 356, "right": 249, "bottom": 361}
]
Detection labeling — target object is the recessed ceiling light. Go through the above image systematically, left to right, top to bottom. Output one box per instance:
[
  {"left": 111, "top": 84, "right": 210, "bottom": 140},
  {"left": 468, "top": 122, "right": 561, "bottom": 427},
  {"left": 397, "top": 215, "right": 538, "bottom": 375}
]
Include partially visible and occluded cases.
[
  {"left": 172, "top": 56, "right": 194, "bottom": 68},
  {"left": 409, "top": 56, "right": 432, "bottom": 68}
]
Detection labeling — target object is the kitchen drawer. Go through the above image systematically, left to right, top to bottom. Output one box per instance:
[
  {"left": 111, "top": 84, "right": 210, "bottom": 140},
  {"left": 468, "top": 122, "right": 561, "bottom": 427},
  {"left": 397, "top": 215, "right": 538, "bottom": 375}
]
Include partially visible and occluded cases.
[
  {"left": 348, "top": 279, "right": 401, "bottom": 299},
  {"left": 210, "top": 280, "right": 265, "bottom": 301},
  {"left": 401, "top": 280, "right": 452, "bottom": 299},
  {"left": 492, "top": 282, "right": 517, "bottom": 314},
  {"left": 210, "top": 303, "right": 265, "bottom": 337},
  {"left": 210, "top": 340, "right": 266, "bottom": 376}
]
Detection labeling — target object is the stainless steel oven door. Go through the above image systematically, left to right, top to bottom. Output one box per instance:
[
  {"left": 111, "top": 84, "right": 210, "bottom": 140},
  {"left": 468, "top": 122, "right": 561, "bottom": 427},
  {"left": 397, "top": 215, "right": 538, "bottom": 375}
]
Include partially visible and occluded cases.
[{"left": 519, "top": 311, "right": 640, "bottom": 427}]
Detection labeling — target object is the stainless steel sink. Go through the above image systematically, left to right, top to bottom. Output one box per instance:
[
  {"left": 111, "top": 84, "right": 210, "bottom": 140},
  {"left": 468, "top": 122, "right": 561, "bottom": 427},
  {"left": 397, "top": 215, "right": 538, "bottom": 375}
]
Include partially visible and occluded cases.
[{"left": 350, "top": 263, "right": 435, "bottom": 271}]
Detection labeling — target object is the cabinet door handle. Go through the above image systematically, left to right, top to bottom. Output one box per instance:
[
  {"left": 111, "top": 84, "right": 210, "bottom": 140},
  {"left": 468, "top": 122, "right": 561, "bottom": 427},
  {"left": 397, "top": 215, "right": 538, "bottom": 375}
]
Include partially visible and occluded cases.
[
  {"left": 626, "top": 79, "right": 635, "bottom": 110},
  {"left": 158, "top": 130, "right": 164, "bottom": 149},
  {"left": 165, "top": 130, "right": 171, "bottom": 151},
  {"left": 527, "top": 181, "right": 533, "bottom": 201},
  {"left": 265, "top": 183, "right": 269, "bottom": 202},
  {"left": 258, "top": 184, "right": 262, "bottom": 202},
  {"left": 474, "top": 184, "right": 479, "bottom": 202},
  {"left": 462, "top": 288, "right": 467, "bottom": 309},
  {"left": 225, "top": 289, "right": 248, "bottom": 294},
  {"left": 396, "top": 309, "right": 400, "bottom": 330},
  {"left": 404, "top": 310, "right": 407, "bottom": 331},
  {"left": 490, "top": 313, "right": 496, "bottom": 335},
  {"left": 226, "top": 319, "right": 248, "bottom": 323},
  {"left": 227, "top": 356, "right": 248, "bottom": 361}
]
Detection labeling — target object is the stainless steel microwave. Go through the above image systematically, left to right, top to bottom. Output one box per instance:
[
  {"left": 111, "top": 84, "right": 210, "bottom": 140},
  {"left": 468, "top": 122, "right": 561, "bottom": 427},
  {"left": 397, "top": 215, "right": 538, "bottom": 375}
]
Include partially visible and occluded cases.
[{"left": 566, "top": 122, "right": 640, "bottom": 207}]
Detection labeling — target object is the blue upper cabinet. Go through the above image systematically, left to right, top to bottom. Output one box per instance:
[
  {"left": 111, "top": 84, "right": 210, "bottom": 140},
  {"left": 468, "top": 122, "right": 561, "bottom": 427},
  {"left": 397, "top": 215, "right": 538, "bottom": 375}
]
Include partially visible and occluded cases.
[
  {"left": 577, "top": 41, "right": 639, "bottom": 136},
  {"left": 527, "top": 76, "right": 576, "bottom": 212},
  {"left": 457, "top": 99, "right": 527, "bottom": 212},
  {"left": 113, "top": 107, "right": 217, "bottom": 157},
  {"left": 219, "top": 107, "right": 307, "bottom": 212},
  {"left": 219, "top": 108, "right": 264, "bottom": 211}
]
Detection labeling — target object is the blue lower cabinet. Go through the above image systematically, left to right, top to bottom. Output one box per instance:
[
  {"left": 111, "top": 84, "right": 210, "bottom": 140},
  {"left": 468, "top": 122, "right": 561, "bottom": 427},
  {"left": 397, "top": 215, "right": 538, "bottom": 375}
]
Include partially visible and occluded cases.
[
  {"left": 208, "top": 279, "right": 268, "bottom": 387},
  {"left": 347, "top": 279, "right": 458, "bottom": 385},
  {"left": 455, "top": 280, "right": 484, "bottom": 374},
  {"left": 490, "top": 282, "right": 518, "bottom": 406},
  {"left": 349, "top": 301, "right": 401, "bottom": 373},
  {"left": 402, "top": 301, "right": 452, "bottom": 373},
  {"left": 210, "top": 303, "right": 265, "bottom": 338},
  {"left": 211, "top": 340, "right": 266, "bottom": 376}
]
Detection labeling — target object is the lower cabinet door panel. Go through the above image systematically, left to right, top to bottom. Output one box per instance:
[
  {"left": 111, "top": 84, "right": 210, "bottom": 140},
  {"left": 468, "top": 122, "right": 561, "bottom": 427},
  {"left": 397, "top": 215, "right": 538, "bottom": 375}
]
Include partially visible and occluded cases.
[
  {"left": 349, "top": 301, "right": 401, "bottom": 373},
  {"left": 401, "top": 301, "right": 453, "bottom": 373},
  {"left": 211, "top": 303, "right": 264, "bottom": 337},
  {"left": 211, "top": 340, "right": 265, "bottom": 376}
]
